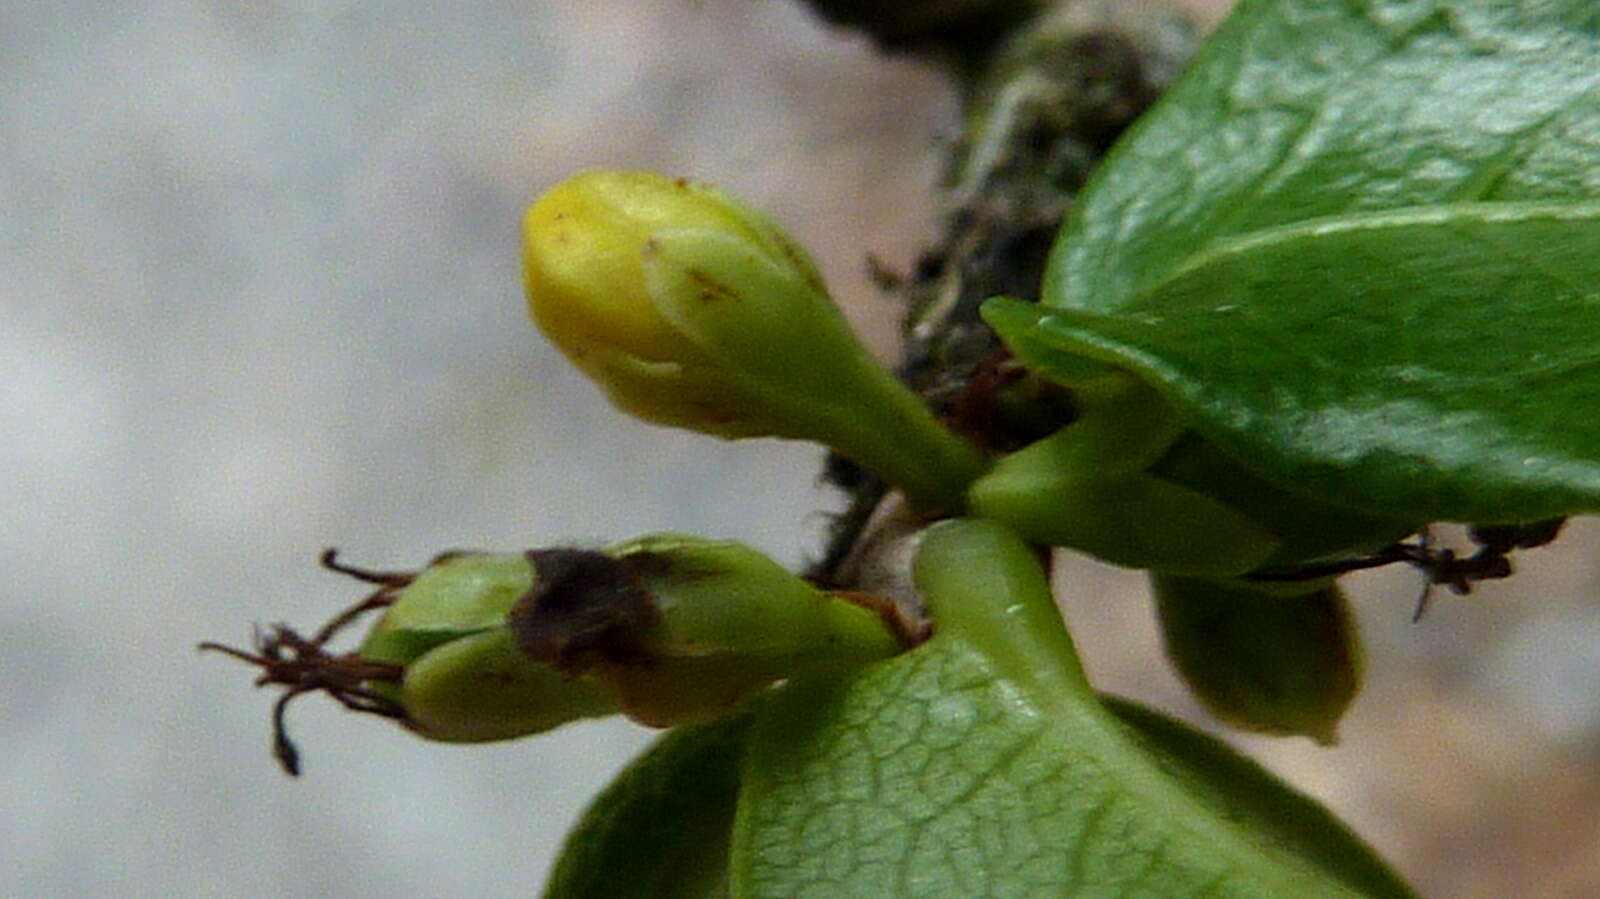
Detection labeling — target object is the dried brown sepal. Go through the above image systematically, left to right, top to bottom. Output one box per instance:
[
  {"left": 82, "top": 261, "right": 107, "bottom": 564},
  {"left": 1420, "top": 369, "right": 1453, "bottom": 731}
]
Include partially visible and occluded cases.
[
  {"left": 316, "top": 547, "right": 416, "bottom": 587},
  {"left": 199, "top": 550, "right": 413, "bottom": 775},
  {"left": 198, "top": 624, "right": 405, "bottom": 776}
]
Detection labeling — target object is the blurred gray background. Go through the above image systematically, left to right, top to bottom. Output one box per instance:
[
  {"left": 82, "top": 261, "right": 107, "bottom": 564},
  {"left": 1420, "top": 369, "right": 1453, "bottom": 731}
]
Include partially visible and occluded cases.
[{"left": 3, "top": 1, "right": 1598, "bottom": 897}]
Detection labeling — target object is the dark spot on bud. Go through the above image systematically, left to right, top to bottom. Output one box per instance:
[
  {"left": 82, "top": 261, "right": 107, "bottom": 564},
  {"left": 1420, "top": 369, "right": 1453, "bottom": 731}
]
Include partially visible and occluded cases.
[
  {"left": 770, "top": 233, "right": 827, "bottom": 295},
  {"left": 687, "top": 268, "right": 740, "bottom": 304},
  {"left": 685, "top": 398, "right": 740, "bottom": 424},
  {"left": 509, "top": 549, "right": 660, "bottom": 675}
]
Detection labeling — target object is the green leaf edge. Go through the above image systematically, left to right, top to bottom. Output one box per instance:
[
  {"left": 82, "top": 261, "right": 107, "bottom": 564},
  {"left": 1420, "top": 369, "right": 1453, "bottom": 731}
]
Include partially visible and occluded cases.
[
  {"left": 1041, "top": 0, "right": 1600, "bottom": 315},
  {"left": 987, "top": 201, "right": 1600, "bottom": 522},
  {"left": 1101, "top": 696, "right": 1409, "bottom": 899},
  {"left": 544, "top": 714, "right": 751, "bottom": 899}
]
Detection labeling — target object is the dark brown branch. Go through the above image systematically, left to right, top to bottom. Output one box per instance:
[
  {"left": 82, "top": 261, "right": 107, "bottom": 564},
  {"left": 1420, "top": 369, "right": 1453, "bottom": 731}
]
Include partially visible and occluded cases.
[{"left": 808, "top": 2, "right": 1199, "bottom": 585}]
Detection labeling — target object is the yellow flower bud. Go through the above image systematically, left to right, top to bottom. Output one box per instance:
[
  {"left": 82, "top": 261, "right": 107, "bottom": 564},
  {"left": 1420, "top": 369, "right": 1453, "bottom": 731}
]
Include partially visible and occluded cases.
[
  {"left": 523, "top": 170, "right": 986, "bottom": 511},
  {"left": 525, "top": 170, "right": 798, "bottom": 378}
]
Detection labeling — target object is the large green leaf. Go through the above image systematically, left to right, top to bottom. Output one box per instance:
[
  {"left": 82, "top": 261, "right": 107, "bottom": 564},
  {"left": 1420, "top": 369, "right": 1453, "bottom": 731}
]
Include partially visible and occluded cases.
[
  {"left": 1002, "top": 0, "right": 1600, "bottom": 522},
  {"left": 1048, "top": 0, "right": 1600, "bottom": 314},
  {"left": 992, "top": 203, "right": 1600, "bottom": 521},
  {"left": 730, "top": 520, "right": 1412, "bottom": 898},
  {"left": 545, "top": 715, "right": 750, "bottom": 899}
]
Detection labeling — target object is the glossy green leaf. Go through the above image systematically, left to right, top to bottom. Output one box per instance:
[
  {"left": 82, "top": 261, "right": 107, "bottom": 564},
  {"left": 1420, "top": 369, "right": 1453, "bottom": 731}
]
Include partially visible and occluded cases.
[
  {"left": 1009, "top": 0, "right": 1600, "bottom": 523},
  {"left": 1048, "top": 0, "right": 1600, "bottom": 314},
  {"left": 995, "top": 203, "right": 1600, "bottom": 521},
  {"left": 1147, "top": 431, "right": 1419, "bottom": 570},
  {"left": 731, "top": 520, "right": 1412, "bottom": 898},
  {"left": 545, "top": 714, "right": 751, "bottom": 899}
]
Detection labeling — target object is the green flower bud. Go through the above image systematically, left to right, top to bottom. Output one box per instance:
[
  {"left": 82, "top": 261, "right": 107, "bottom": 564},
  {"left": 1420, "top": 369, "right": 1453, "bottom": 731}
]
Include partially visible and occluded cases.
[
  {"left": 523, "top": 170, "right": 986, "bottom": 510},
  {"left": 510, "top": 534, "right": 910, "bottom": 726},
  {"left": 205, "top": 539, "right": 914, "bottom": 772},
  {"left": 369, "top": 540, "right": 910, "bottom": 736},
  {"left": 356, "top": 552, "right": 535, "bottom": 663},
  {"left": 357, "top": 552, "right": 618, "bottom": 743},
  {"left": 1153, "top": 575, "right": 1363, "bottom": 745},
  {"left": 391, "top": 627, "right": 618, "bottom": 744}
]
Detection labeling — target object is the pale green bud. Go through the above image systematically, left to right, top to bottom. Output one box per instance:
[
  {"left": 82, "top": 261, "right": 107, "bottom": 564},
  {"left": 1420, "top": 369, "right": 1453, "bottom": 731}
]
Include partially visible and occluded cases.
[
  {"left": 523, "top": 170, "right": 985, "bottom": 510},
  {"left": 510, "top": 534, "right": 909, "bottom": 727},
  {"left": 207, "top": 539, "right": 913, "bottom": 771},
  {"left": 373, "top": 540, "right": 909, "bottom": 736},
  {"left": 357, "top": 552, "right": 617, "bottom": 743},
  {"left": 1154, "top": 575, "right": 1362, "bottom": 745},
  {"left": 391, "top": 627, "right": 618, "bottom": 744}
]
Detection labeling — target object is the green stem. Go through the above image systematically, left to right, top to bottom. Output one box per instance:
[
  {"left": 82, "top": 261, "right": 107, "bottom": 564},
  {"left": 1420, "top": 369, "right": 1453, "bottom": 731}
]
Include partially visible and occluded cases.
[
  {"left": 819, "top": 362, "right": 990, "bottom": 514},
  {"left": 911, "top": 518, "right": 1088, "bottom": 695}
]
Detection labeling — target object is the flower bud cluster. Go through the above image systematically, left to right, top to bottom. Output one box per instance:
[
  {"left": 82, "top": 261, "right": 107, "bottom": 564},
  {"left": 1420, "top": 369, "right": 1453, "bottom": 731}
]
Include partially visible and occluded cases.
[{"left": 206, "top": 538, "right": 911, "bottom": 772}]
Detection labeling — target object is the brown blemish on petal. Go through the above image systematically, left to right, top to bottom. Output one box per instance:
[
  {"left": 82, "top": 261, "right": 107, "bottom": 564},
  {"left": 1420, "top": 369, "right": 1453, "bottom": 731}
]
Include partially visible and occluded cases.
[
  {"left": 772, "top": 233, "right": 828, "bottom": 296},
  {"left": 686, "top": 268, "right": 740, "bottom": 304},
  {"left": 677, "top": 397, "right": 742, "bottom": 425},
  {"left": 508, "top": 548, "right": 661, "bottom": 675}
]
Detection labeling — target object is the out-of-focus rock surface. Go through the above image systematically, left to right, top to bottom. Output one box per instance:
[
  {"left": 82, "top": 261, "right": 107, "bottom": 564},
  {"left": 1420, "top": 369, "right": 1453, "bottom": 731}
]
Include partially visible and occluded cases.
[{"left": 3, "top": 1, "right": 1596, "bottom": 896}]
